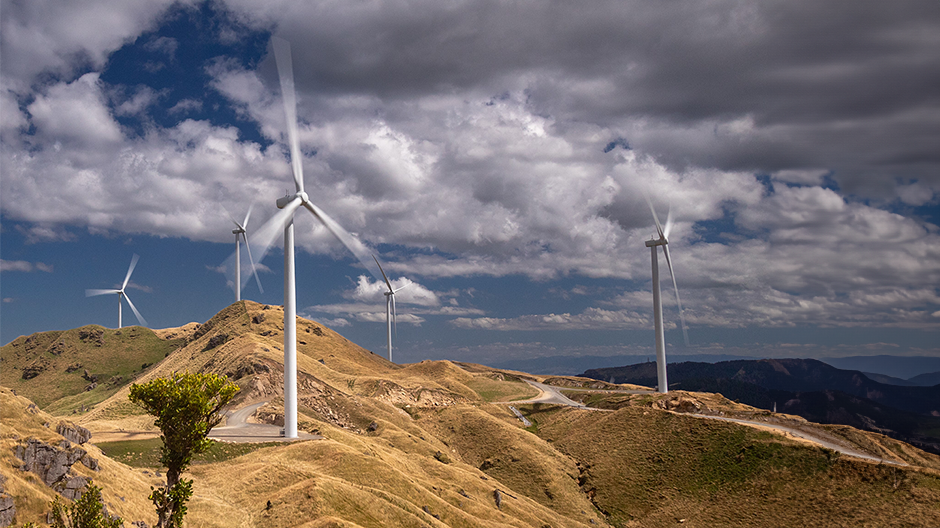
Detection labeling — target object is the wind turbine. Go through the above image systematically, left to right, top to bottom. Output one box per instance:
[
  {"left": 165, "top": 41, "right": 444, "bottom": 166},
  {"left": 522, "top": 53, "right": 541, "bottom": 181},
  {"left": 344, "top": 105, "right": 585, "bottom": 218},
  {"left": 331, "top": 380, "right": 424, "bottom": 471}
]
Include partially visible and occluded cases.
[
  {"left": 238, "top": 37, "right": 384, "bottom": 438},
  {"left": 644, "top": 196, "right": 688, "bottom": 394},
  {"left": 230, "top": 206, "right": 263, "bottom": 301},
  {"left": 85, "top": 254, "right": 148, "bottom": 329},
  {"left": 373, "top": 255, "right": 407, "bottom": 363}
]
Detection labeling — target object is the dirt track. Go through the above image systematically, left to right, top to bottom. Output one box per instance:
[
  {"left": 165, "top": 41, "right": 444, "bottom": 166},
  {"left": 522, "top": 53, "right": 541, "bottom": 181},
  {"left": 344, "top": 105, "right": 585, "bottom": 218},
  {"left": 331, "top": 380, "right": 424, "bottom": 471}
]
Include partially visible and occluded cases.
[{"left": 511, "top": 380, "right": 907, "bottom": 466}]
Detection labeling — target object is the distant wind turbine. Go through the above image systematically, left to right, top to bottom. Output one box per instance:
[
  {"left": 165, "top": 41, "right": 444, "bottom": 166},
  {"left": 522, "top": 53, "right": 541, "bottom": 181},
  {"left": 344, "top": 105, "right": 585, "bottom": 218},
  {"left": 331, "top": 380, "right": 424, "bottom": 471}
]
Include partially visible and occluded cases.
[
  {"left": 236, "top": 37, "right": 384, "bottom": 438},
  {"left": 644, "top": 195, "right": 689, "bottom": 394},
  {"left": 229, "top": 205, "right": 263, "bottom": 301},
  {"left": 85, "top": 254, "right": 148, "bottom": 329},
  {"left": 373, "top": 255, "right": 407, "bottom": 363}
]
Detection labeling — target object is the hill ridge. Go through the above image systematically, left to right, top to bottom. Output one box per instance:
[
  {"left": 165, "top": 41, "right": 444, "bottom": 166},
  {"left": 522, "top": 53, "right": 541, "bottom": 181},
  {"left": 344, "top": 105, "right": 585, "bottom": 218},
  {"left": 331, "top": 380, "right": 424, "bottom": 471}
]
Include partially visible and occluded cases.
[{"left": 4, "top": 305, "right": 940, "bottom": 527}]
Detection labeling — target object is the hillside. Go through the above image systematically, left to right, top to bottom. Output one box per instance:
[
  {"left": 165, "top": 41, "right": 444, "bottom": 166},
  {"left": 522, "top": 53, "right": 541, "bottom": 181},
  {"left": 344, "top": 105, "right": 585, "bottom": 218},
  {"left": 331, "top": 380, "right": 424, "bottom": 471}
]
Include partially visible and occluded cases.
[
  {"left": 4, "top": 302, "right": 940, "bottom": 527},
  {"left": 1, "top": 325, "right": 185, "bottom": 414},
  {"left": 581, "top": 358, "right": 940, "bottom": 415},
  {"left": 580, "top": 359, "right": 940, "bottom": 454},
  {"left": 909, "top": 371, "right": 940, "bottom": 387},
  {"left": 0, "top": 388, "right": 166, "bottom": 526}
]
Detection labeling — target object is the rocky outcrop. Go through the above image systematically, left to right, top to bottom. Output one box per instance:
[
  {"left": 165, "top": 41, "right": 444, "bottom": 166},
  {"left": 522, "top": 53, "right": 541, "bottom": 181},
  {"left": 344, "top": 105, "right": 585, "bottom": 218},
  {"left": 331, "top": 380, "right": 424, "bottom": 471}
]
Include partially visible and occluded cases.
[
  {"left": 78, "top": 328, "right": 104, "bottom": 347},
  {"left": 203, "top": 333, "right": 229, "bottom": 351},
  {"left": 21, "top": 361, "right": 48, "bottom": 380},
  {"left": 365, "top": 379, "right": 466, "bottom": 408},
  {"left": 656, "top": 395, "right": 704, "bottom": 413},
  {"left": 56, "top": 421, "right": 92, "bottom": 445},
  {"left": 14, "top": 438, "right": 99, "bottom": 500},
  {"left": 0, "top": 474, "right": 15, "bottom": 528}
]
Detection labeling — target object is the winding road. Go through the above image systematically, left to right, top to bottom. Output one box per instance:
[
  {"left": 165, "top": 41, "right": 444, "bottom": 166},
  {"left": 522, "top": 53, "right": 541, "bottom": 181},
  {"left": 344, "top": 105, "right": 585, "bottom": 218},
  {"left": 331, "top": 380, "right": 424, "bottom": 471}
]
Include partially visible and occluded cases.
[
  {"left": 510, "top": 380, "right": 905, "bottom": 466},
  {"left": 209, "top": 401, "right": 321, "bottom": 443}
]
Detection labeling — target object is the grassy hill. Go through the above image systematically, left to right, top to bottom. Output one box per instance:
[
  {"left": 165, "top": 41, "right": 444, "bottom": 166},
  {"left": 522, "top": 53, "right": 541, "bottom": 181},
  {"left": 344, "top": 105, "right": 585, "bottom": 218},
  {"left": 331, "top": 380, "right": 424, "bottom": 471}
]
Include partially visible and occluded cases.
[
  {"left": 4, "top": 302, "right": 940, "bottom": 527},
  {"left": 1, "top": 325, "right": 185, "bottom": 414},
  {"left": 580, "top": 358, "right": 940, "bottom": 455},
  {"left": 0, "top": 387, "right": 166, "bottom": 526}
]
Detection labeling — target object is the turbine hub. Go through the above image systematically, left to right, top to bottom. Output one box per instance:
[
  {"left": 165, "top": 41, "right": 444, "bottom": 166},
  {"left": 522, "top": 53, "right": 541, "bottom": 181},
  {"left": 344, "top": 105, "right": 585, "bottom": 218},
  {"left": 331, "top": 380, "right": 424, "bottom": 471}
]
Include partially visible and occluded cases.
[{"left": 277, "top": 191, "right": 309, "bottom": 209}]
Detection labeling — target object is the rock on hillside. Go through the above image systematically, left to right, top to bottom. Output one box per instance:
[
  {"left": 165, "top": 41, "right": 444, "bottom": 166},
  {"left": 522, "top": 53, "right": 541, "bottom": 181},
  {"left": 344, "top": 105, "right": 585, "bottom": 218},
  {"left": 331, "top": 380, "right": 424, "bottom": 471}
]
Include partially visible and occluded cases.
[{"left": 0, "top": 388, "right": 160, "bottom": 526}]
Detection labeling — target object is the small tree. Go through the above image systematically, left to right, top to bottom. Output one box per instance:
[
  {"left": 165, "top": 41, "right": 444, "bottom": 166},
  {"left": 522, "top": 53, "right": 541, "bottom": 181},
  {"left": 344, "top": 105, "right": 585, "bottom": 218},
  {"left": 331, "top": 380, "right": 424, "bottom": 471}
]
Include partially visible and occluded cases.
[
  {"left": 128, "top": 372, "right": 239, "bottom": 528},
  {"left": 50, "top": 485, "right": 123, "bottom": 528}
]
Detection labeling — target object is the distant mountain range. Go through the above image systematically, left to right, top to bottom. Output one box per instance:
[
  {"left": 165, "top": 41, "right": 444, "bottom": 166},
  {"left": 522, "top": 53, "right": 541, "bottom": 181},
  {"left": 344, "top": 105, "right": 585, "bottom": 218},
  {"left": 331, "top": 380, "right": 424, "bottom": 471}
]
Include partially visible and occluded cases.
[
  {"left": 490, "top": 353, "right": 940, "bottom": 381},
  {"left": 491, "top": 353, "right": 761, "bottom": 376},
  {"left": 822, "top": 355, "right": 940, "bottom": 380},
  {"left": 580, "top": 358, "right": 940, "bottom": 454}
]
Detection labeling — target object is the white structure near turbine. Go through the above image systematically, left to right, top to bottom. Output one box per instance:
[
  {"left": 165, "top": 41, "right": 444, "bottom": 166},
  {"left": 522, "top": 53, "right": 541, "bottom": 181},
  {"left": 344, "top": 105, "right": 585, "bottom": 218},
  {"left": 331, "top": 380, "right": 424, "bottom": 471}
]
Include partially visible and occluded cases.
[
  {"left": 238, "top": 38, "right": 383, "bottom": 438},
  {"left": 644, "top": 196, "right": 688, "bottom": 394},
  {"left": 230, "top": 206, "right": 263, "bottom": 301},
  {"left": 85, "top": 254, "right": 148, "bottom": 329},
  {"left": 374, "top": 255, "right": 407, "bottom": 363}
]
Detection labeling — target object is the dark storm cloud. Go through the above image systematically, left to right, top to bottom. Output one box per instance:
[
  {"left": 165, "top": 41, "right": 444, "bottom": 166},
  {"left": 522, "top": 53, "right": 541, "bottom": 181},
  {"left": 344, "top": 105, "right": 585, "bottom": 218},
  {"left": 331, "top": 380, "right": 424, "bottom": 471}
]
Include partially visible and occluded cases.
[{"left": 250, "top": 0, "right": 939, "bottom": 196}]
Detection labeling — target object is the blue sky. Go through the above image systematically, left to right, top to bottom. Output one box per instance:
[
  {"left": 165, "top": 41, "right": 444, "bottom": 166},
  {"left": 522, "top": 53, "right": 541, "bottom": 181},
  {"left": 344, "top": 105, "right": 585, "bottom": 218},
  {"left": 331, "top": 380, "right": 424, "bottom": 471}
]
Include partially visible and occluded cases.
[{"left": 2, "top": 0, "right": 939, "bottom": 370}]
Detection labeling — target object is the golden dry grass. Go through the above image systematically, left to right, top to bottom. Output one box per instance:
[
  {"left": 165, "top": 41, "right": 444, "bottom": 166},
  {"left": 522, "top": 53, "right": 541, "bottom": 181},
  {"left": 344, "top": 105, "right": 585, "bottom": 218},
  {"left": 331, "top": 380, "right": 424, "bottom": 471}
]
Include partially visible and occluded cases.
[
  {"left": 6, "top": 304, "right": 940, "bottom": 528},
  {"left": 0, "top": 388, "right": 162, "bottom": 526},
  {"left": 531, "top": 403, "right": 940, "bottom": 528}
]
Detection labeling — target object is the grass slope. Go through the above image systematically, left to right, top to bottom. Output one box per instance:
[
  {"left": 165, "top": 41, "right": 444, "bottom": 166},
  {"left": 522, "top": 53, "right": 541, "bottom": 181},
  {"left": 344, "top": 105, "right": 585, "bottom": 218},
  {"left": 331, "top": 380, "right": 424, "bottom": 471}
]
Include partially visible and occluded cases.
[
  {"left": 7, "top": 305, "right": 940, "bottom": 527},
  {"left": 1, "top": 325, "right": 184, "bottom": 413},
  {"left": 0, "top": 388, "right": 162, "bottom": 526},
  {"left": 531, "top": 403, "right": 940, "bottom": 527}
]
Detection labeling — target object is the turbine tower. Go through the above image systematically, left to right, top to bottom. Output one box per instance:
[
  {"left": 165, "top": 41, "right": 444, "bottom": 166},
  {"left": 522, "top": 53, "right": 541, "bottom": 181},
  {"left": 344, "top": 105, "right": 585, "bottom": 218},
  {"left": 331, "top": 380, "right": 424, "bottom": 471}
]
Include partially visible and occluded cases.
[
  {"left": 238, "top": 37, "right": 384, "bottom": 438},
  {"left": 644, "top": 196, "right": 688, "bottom": 394},
  {"left": 230, "top": 206, "right": 263, "bottom": 301},
  {"left": 85, "top": 254, "right": 148, "bottom": 329},
  {"left": 373, "top": 255, "right": 407, "bottom": 363}
]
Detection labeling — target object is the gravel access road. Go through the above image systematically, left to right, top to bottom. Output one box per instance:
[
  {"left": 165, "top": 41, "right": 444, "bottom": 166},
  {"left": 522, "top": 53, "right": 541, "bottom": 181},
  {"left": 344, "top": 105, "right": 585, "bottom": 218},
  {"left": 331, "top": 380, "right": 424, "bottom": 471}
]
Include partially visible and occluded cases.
[
  {"left": 508, "top": 380, "right": 905, "bottom": 465},
  {"left": 209, "top": 401, "right": 321, "bottom": 443}
]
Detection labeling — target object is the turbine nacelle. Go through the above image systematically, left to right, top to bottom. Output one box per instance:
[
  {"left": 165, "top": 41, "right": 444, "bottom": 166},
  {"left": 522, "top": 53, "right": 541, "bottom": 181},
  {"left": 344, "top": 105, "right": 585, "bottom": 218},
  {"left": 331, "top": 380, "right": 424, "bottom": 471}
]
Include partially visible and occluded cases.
[
  {"left": 276, "top": 191, "right": 308, "bottom": 209},
  {"left": 645, "top": 237, "right": 667, "bottom": 248}
]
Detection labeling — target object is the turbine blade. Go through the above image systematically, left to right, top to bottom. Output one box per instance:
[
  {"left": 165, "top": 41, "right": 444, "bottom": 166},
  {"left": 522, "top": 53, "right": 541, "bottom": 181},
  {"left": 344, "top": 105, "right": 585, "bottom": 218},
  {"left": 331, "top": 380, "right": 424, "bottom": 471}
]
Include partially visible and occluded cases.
[
  {"left": 272, "top": 37, "right": 305, "bottom": 194},
  {"left": 643, "top": 192, "right": 666, "bottom": 241},
  {"left": 225, "top": 197, "right": 302, "bottom": 290},
  {"left": 302, "top": 201, "right": 383, "bottom": 282},
  {"left": 243, "top": 203, "right": 253, "bottom": 229},
  {"left": 222, "top": 204, "right": 241, "bottom": 230},
  {"left": 663, "top": 207, "right": 673, "bottom": 240},
  {"left": 243, "top": 233, "right": 264, "bottom": 294},
  {"left": 662, "top": 245, "right": 690, "bottom": 346},
  {"left": 122, "top": 254, "right": 139, "bottom": 290},
  {"left": 373, "top": 255, "right": 394, "bottom": 291},
  {"left": 393, "top": 284, "right": 408, "bottom": 294},
  {"left": 86, "top": 289, "right": 120, "bottom": 297},
  {"left": 123, "top": 293, "right": 148, "bottom": 327},
  {"left": 392, "top": 293, "right": 398, "bottom": 338}
]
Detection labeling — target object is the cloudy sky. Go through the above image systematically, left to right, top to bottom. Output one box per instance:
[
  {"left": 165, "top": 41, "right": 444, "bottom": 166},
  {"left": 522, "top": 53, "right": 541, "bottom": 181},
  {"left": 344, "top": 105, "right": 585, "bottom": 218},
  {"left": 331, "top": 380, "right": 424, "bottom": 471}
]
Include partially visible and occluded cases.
[{"left": 2, "top": 0, "right": 938, "bottom": 370}]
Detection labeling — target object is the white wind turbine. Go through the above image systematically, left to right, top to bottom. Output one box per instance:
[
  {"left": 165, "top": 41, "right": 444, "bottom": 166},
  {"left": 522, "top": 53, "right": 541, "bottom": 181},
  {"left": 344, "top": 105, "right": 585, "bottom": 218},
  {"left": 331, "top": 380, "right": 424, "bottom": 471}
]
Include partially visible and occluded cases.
[
  {"left": 237, "top": 37, "right": 384, "bottom": 438},
  {"left": 644, "top": 195, "right": 689, "bottom": 394},
  {"left": 229, "top": 206, "right": 263, "bottom": 301},
  {"left": 85, "top": 254, "right": 148, "bottom": 329},
  {"left": 373, "top": 255, "right": 407, "bottom": 363}
]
